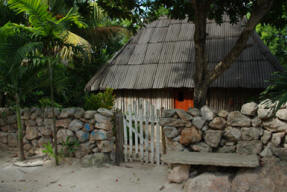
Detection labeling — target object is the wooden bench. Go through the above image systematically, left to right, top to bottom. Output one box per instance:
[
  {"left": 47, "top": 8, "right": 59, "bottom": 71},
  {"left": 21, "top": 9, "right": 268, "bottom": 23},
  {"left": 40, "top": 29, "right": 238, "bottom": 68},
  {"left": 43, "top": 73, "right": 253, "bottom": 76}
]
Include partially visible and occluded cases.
[{"left": 162, "top": 151, "right": 260, "bottom": 168}]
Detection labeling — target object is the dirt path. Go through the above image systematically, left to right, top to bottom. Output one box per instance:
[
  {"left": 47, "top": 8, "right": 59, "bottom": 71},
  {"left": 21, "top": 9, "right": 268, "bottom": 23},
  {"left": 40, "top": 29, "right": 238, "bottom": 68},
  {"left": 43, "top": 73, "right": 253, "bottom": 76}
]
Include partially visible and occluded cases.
[{"left": 0, "top": 150, "right": 183, "bottom": 192}]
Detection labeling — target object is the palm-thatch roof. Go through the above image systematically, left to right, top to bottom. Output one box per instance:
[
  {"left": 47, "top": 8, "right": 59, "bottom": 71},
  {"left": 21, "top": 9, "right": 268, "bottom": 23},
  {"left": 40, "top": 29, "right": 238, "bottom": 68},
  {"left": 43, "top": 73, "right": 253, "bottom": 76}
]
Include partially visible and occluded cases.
[{"left": 85, "top": 17, "right": 282, "bottom": 91}]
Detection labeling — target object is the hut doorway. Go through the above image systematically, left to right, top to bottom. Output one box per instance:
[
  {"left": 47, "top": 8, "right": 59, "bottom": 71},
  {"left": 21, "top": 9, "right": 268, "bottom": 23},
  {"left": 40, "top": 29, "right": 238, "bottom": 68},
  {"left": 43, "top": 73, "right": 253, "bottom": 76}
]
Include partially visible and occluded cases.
[{"left": 174, "top": 90, "right": 194, "bottom": 111}]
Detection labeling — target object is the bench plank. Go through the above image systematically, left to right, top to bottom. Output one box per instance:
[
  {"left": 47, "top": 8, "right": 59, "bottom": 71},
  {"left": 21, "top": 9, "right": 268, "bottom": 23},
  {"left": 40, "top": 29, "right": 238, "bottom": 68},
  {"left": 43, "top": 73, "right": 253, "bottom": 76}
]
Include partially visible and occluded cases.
[{"left": 162, "top": 152, "right": 259, "bottom": 168}]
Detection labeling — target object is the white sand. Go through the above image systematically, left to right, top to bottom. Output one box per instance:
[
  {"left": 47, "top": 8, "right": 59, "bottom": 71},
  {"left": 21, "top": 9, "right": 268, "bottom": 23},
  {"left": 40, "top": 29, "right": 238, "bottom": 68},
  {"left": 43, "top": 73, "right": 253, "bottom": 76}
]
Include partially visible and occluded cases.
[{"left": 0, "top": 149, "right": 183, "bottom": 192}]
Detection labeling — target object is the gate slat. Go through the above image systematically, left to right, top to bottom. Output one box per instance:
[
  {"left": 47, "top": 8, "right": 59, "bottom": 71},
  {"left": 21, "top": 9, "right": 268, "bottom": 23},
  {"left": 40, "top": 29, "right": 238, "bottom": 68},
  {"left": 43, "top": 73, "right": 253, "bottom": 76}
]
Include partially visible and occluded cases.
[
  {"left": 139, "top": 99, "right": 144, "bottom": 161},
  {"left": 133, "top": 101, "right": 138, "bottom": 159},
  {"left": 145, "top": 101, "right": 150, "bottom": 163},
  {"left": 128, "top": 105, "right": 133, "bottom": 161},
  {"left": 150, "top": 105, "right": 155, "bottom": 164},
  {"left": 156, "top": 109, "right": 161, "bottom": 165},
  {"left": 123, "top": 115, "right": 128, "bottom": 162}
]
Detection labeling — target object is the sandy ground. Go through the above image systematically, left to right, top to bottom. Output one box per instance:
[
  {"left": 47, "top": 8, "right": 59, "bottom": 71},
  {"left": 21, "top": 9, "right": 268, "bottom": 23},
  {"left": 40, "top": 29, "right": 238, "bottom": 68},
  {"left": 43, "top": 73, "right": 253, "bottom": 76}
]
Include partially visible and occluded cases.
[{"left": 0, "top": 149, "right": 183, "bottom": 192}]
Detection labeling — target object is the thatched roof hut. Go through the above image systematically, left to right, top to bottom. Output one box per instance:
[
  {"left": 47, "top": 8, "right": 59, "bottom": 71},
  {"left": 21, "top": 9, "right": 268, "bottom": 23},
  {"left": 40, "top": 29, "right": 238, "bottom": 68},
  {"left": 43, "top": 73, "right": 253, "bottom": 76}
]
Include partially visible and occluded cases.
[{"left": 86, "top": 17, "right": 282, "bottom": 111}]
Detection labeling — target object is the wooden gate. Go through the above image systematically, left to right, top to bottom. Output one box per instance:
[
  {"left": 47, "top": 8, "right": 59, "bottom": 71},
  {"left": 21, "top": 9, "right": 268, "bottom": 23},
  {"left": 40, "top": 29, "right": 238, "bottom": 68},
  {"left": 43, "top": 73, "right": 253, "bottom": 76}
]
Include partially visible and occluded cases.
[{"left": 119, "top": 101, "right": 164, "bottom": 165}]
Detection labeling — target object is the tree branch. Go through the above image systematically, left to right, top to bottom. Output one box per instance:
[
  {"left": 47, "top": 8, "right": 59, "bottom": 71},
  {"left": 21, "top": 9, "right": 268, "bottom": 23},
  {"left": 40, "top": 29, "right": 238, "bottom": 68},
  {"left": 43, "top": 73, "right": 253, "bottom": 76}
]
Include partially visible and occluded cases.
[{"left": 208, "top": 0, "right": 274, "bottom": 83}]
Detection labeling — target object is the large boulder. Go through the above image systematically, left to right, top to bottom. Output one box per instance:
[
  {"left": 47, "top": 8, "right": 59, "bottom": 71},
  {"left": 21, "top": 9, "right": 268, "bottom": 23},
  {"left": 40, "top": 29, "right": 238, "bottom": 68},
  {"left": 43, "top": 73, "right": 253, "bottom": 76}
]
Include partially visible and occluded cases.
[
  {"left": 241, "top": 102, "right": 258, "bottom": 116},
  {"left": 200, "top": 106, "right": 214, "bottom": 121},
  {"left": 59, "top": 108, "right": 76, "bottom": 118},
  {"left": 74, "top": 108, "right": 85, "bottom": 118},
  {"left": 97, "top": 108, "right": 113, "bottom": 117},
  {"left": 187, "top": 108, "right": 200, "bottom": 117},
  {"left": 258, "top": 108, "right": 274, "bottom": 120},
  {"left": 163, "top": 109, "right": 177, "bottom": 118},
  {"left": 175, "top": 109, "right": 193, "bottom": 121},
  {"left": 276, "top": 109, "right": 287, "bottom": 121},
  {"left": 84, "top": 110, "right": 97, "bottom": 119},
  {"left": 218, "top": 110, "right": 229, "bottom": 119},
  {"left": 227, "top": 111, "right": 251, "bottom": 127},
  {"left": 94, "top": 113, "right": 112, "bottom": 123},
  {"left": 192, "top": 117, "right": 206, "bottom": 129},
  {"left": 209, "top": 117, "right": 226, "bottom": 130},
  {"left": 251, "top": 117, "right": 262, "bottom": 127},
  {"left": 159, "top": 118, "right": 186, "bottom": 127},
  {"left": 56, "top": 119, "right": 71, "bottom": 128},
  {"left": 263, "top": 119, "right": 287, "bottom": 132},
  {"left": 69, "top": 120, "right": 83, "bottom": 132},
  {"left": 95, "top": 122, "right": 113, "bottom": 131},
  {"left": 26, "top": 126, "right": 39, "bottom": 140},
  {"left": 39, "top": 126, "right": 52, "bottom": 136},
  {"left": 163, "top": 127, "right": 179, "bottom": 139},
  {"left": 180, "top": 127, "right": 202, "bottom": 145},
  {"left": 223, "top": 127, "right": 241, "bottom": 141},
  {"left": 241, "top": 127, "right": 262, "bottom": 141},
  {"left": 57, "top": 129, "right": 74, "bottom": 143},
  {"left": 76, "top": 130, "right": 90, "bottom": 143},
  {"left": 90, "top": 130, "right": 108, "bottom": 142},
  {"left": 204, "top": 130, "right": 222, "bottom": 148},
  {"left": 261, "top": 130, "right": 272, "bottom": 144},
  {"left": 271, "top": 132, "right": 285, "bottom": 147},
  {"left": 97, "top": 140, "right": 113, "bottom": 153},
  {"left": 237, "top": 140, "right": 262, "bottom": 154},
  {"left": 190, "top": 142, "right": 211, "bottom": 152},
  {"left": 231, "top": 158, "right": 287, "bottom": 192},
  {"left": 168, "top": 165, "right": 190, "bottom": 183},
  {"left": 184, "top": 173, "right": 232, "bottom": 192}
]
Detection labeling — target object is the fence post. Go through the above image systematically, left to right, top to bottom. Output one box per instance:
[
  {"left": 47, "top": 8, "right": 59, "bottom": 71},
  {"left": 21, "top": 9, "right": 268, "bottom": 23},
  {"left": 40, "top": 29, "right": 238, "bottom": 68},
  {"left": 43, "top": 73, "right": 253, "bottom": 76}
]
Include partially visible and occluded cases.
[{"left": 115, "top": 111, "right": 124, "bottom": 165}]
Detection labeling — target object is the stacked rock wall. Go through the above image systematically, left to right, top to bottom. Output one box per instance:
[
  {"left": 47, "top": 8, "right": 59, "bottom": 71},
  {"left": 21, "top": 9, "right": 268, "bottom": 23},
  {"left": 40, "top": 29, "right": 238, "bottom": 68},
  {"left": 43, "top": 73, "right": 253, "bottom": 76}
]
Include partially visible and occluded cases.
[
  {"left": 160, "top": 102, "right": 287, "bottom": 160},
  {"left": 0, "top": 107, "right": 114, "bottom": 158}
]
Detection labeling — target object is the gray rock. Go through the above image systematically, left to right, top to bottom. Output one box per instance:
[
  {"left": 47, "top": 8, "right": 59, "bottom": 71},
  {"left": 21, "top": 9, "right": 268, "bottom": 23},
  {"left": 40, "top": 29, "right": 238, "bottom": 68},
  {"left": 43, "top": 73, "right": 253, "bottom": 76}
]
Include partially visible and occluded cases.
[
  {"left": 241, "top": 102, "right": 258, "bottom": 116},
  {"left": 200, "top": 106, "right": 214, "bottom": 121},
  {"left": 258, "top": 107, "right": 274, "bottom": 120},
  {"left": 21, "top": 108, "right": 30, "bottom": 120},
  {"left": 30, "top": 108, "right": 41, "bottom": 120},
  {"left": 59, "top": 108, "right": 76, "bottom": 119},
  {"left": 74, "top": 108, "right": 85, "bottom": 118},
  {"left": 97, "top": 108, "right": 113, "bottom": 117},
  {"left": 187, "top": 108, "right": 200, "bottom": 117},
  {"left": 163, "top": 109, "right": 177, "bottom": 118},
  {"left": 175, "top": 109, "right": 193, "bottom": 121},
  {"left": 276, "top": 109, "right": 287, "bottom": 121},
  {"left": 84, "top": 110, "right": 97, "bottom": 119},
  {"left": 218, "top": 110, "right": 229, "bottom": 119},
  {"left": 227, "top": 111, "right": 251, "bottom": 127},
  {"left": 94, "top": 113, "right": 112, "bottom": 123},
  {"left": 6, "top": 115, "right": 17, "bottom": 124},
  {"left": 192, "top": 117, "right": 206, "bottom": 129},
  {"left": 209, "top": 117, "right": 226, "bottom": 130},
  {"left": 252, "top": 117, "right": 262, "bottom": 127},
  {"left": 35, "top": 118, "right": 43, "bottom": 126},
  {"left": 159, "top": 118, "right": 186, "bottom": 127},
  {"left": 263, "top": 118, "right": 287, "bottom": 132},
  {"left": 43, "top": 119, "right": 53, "bottom": 129},
  {"left": 56, "top": 119, "right": 71, "bottom": 128},
  {"left": 25, "top": 120, "right": 36, "bottom": 127},
  {"left": 69, "top": 120, "right": 83, "bottom": 132},
  {"left": 95, "top": 122, "right": 112, "bottom": 131},
  {"left": 83, "top": 123, "right": 94, "bottom": 132},
  {"left": 26, "top": 126, "right": 39, "bottom": 140},
  {"left": 39, "top": 126, "right": 52, "bottom": 136},
  {"left": 163, "top": 127, "right": 179, "bottom": 139},
  {"left": 224, "top": 127, "right": 241, "bottom": 141},
  {"left": 241, "top": 127, "right": 262, "bottom": 141},
  {"left": 57, "top": 129, "right": 74, "bottom": 144},
  {"left": 76, "top": 130, "right": 89, "bottom": 143},
  {"left": 90, "top": 130, "right": 108, "bottom": 142},
  {"left": 204, "top": 130, "right": 222, "bottom": 148},
  {"left": 261, "top": 131, "right": 272, "bottom": 144},
  {"left": 0, "top": 132, "right": 8, "bottom": 144},
  {"left": 271, "top": 132, "right": 285, "bottom": 147},
  {"left": 8, "top": 133, "right": 17, "bottom": 147},
  {"left": 38, "top": 136, "right": 51, "bottom": 147},
  {"left": 166, "top": 139, "right": 184, "bottom": 152},
  {"left": 97, "top": 140, "right": 113, "bottom": 153},
  {"left": 237, "top": 140, "right": 262, "bottom": 154},
  {"left": 190, "top": 142, "right": 211, "bottom": 152},
  {"left": 23, "top": 143, "right": 33, "bottom": 151},
  {"left": 259, "top": 143, "right": 273, "bottom": 157},
  {"left": 217, "top": 145, "right": 236, "bottom": 153},
  {"left": 271, "top": 147, "right": 287, "bottom": 161},
  {"left": 168, "top": 165, "right": 190, "bottom": 183},
  {"left": 184, "top": 173, "right": 231, "bottom": 192}
]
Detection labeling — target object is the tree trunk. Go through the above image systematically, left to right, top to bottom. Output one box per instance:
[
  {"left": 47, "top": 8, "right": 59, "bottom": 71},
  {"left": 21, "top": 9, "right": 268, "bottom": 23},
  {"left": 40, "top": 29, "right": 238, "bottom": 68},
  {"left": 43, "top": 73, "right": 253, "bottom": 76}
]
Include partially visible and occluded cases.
[
  {"left": 48, "top": 59, "right": 59, "bottom": 166},
  {"left": 194, "top": 84, "right": 208, "bottom": 109},
  {"left": 15, "top": 92, "right": 25, "bottom": 161}
]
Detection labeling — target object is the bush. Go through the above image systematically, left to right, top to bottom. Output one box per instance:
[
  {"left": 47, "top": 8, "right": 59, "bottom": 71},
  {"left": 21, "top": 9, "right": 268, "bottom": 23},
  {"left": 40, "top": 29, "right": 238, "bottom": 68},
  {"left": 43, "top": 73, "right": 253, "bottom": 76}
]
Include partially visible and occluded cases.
[{"left": 84, "top": 88, "right": 115, "bottom": 110}]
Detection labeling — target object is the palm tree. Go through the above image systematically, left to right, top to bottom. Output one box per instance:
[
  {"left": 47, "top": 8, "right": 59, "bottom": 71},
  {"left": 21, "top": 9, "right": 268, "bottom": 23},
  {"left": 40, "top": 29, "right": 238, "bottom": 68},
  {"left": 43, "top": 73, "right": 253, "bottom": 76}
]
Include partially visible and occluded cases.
[
  {"left": 7, "top": 0, "right": 88, "bottom": 165},
  {"left": 0, "top": 25, "right": 44, "bottom": 160}
]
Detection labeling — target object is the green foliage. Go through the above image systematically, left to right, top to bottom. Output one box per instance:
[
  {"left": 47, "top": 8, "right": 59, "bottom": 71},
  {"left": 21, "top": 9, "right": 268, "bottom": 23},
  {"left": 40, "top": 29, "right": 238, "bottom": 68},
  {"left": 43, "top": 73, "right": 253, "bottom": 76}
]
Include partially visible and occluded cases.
[
  {"left": 261, "top": 69, "right": 287, "bottom": 110},
  {"left": 84, "top": 88, "right": 115, "bottom": 110},
  {"left": 38, "top": 97, "right": 62, "bottom": 108},
  {"left": 61, "top": 136, "right": 80, "bottom": 157},
  {"left": 42, "top": 142, "right": 58, "bottom": 159}
]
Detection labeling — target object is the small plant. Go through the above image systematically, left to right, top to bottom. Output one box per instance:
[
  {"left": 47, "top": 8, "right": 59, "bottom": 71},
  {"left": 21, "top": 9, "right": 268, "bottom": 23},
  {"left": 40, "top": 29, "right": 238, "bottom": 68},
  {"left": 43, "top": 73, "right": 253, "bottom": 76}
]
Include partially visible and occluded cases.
[
  {"left": 84, "top": 88, "right": 115, "bottom": 110},
  {"left": 61, "top": 136, "right": 80, "bottom": 157},
  {"left": 42, "top": 142, "right": 57, "bottom": 160}
]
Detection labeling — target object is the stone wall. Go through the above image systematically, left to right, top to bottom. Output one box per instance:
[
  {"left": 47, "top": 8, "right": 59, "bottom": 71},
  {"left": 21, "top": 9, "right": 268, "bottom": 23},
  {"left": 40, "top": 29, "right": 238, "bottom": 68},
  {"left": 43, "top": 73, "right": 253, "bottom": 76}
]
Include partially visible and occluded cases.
[
  {"left": 160, "top": 102, "right": 287, "bottom": 160},
  {"left": 0, "top": 107, "right": 114, "bottom": 159}
]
